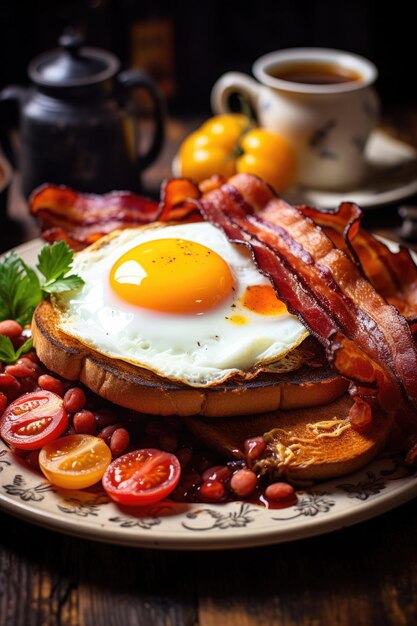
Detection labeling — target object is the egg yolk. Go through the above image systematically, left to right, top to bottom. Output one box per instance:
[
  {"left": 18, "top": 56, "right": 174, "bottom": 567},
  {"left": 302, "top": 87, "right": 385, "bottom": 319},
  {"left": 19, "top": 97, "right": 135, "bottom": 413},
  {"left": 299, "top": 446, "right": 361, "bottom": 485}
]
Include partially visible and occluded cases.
[
  {"left": 109, "top": 238, "right": 234, "bottom": 314},
  {"left": 242, "top": 284, "right": 288, "bottom": 316}
]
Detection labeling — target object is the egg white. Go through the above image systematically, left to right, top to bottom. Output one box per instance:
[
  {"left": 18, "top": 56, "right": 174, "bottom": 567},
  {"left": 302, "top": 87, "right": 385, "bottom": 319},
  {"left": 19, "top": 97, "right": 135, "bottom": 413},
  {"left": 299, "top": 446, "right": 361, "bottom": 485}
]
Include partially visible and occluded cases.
[{"left": 54, "top": 222, "right": 309, "bottom": 386}]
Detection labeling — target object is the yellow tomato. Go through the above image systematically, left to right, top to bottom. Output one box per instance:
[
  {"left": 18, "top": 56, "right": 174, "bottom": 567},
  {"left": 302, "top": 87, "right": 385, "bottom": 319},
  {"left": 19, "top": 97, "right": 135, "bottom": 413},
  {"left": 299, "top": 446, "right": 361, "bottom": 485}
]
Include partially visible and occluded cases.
[
  {"left": 178, "top": 114, "right": 248, "bottom": 181},
  {"left": 200, "top": 114, "right": 248, "bottom": 149},
  {"left": 177, "top": 115, "right": 297, "bottom": 192},
  {"left": 237, "top": 129, "right": 297, "bottom": 192},
  {"left": 179, "top": 137, "right": 235, "bottom": 180},
  {"left": 39, "top": 434, "right": 112, "bottom": 489}
]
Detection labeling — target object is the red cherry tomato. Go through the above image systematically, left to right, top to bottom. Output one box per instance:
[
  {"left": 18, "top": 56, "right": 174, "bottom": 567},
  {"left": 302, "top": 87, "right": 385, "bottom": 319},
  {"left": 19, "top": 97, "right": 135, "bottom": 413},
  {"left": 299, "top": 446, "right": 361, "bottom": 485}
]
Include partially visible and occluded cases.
[
  {"left": 0, "top": 390, "right": 68, "bottom": 450},
  {"left": 102, "top": 448, "right": 181, "bottom": 505}
]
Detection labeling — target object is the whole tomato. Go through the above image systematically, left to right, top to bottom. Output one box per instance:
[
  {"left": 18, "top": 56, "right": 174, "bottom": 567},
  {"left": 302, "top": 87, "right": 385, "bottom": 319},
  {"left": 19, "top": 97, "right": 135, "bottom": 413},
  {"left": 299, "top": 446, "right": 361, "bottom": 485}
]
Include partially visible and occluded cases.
[{"left": 178, "top": 114, "right": 297, "bottom": 193}]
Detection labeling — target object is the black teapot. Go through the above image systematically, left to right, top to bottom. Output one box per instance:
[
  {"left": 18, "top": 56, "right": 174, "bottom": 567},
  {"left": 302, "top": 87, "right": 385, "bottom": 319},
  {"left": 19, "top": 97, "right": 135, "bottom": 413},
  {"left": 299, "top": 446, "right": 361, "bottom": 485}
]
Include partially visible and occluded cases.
[{"left": 0, "top": 30, "right": 165, "bottom": 197}]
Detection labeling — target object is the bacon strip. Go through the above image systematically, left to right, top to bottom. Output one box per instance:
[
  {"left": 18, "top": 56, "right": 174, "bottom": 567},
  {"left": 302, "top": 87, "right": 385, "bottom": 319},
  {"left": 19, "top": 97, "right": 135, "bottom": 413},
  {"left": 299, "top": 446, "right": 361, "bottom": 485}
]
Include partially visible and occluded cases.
[
  {"left": 198, "top": 175, "right": 417, "bottom": 442},
  {"left": 158, "top": 178, "right": 202, "bottom": 222},
  {"left": 29, "top": 181, "right": 205, "bottom": 247},
  {"left": 30, "top": 185, "right": 160, "bottom": 246},
  {"left": 299, "top": 202, "right": 417, "bottom": 325}
]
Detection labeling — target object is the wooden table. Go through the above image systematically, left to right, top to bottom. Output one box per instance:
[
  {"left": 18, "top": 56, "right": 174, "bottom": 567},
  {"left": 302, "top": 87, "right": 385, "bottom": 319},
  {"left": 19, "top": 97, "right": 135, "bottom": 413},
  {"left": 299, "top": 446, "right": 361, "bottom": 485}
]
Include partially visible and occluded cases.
[{"left": 1, "top": 112, "right": 417, "bottom": 626}]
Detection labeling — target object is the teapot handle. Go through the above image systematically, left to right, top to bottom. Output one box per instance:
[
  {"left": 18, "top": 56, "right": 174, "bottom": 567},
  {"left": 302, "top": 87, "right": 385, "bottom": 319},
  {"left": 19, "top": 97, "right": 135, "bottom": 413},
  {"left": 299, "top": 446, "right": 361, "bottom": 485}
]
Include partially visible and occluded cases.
[
  {"left": 117, "top": 70, "right": 165, "bottom": 170},
  {"left": 0, "top": 85, "right": 27, "bottom": 168}
]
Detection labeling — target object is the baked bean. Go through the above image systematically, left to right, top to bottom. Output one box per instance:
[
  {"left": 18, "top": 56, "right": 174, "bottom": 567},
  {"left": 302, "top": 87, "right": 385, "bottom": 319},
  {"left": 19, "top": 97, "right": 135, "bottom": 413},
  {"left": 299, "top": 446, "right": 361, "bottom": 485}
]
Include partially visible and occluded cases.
[
  {"left": 0, "top": 320, "right": 23, "bottom": 338},
  {"left": 22, "top": 352, "right": 41, "bottom": 364},
  {"left": 18, "top": 357, "right": 40, "bottom": 375},
  {"left": 5, "top": 362, "right": 37, "bottom": 378},
  {"left": 0, "top": 373, "right": 21, "bottom": 401},
  {"left": 0, "top": 373, "right": 17, "bottom": 389},
  {"left": 38, "top": 374, "right": 65, "bottom": 396},
  {"left": 18, "top": 376, "right": 37, "bottom": 394},
  {"left": 64, "top": 387, "right": 86, "bottom": 413},
  {"left": 0, "top": 391, "right": 7, "bottom": 415},
  {"left": 73, "top": 410, "right": 97, "bottom": 435},
  {"left": 94, "top": 410, "right": 118, "bottom": 429},
  {"left": 98, "top": 423, "right": 121, "bottom": 443},
  {"left": 110, "top": 428, "right": 130, "bottom": 457},
  {"left": 244, "top": 436, "right": 266, "bottom": 462},
  {"left": 202, "top": 465, "right": 232, "bottom": 483},
  {"left": 230, "top": 469, "right": 258, "bottom": 497},
  {"left": 199, "top": 480, "right": 225, "bottom": 502},
  {"left": 265, "top": 482, "right": 296, "bottom": 504}
]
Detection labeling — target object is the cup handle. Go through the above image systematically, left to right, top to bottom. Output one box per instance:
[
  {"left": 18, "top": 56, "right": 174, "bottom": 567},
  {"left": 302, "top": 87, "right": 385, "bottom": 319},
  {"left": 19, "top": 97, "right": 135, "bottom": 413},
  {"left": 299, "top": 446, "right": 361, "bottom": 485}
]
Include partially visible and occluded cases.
[
  {"left": 117, "top": 69, "right": 166, "bottom": 170},
  {"left": 211, "top": 72, "right": 260, "bottom": 115}
]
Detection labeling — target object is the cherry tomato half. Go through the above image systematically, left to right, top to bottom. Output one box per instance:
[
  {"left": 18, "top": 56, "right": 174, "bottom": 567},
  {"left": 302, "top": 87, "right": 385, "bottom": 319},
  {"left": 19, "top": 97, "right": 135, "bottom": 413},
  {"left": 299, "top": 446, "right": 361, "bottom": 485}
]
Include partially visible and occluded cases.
[
  {"left": 0, "top": 390, "right": 68, "bottom": 450},
  {"left": 39, "top": 434, "right": 112, "bottom": 489},
  {"left": 102, "top": 448, "right": 181, "bottom": 505}
]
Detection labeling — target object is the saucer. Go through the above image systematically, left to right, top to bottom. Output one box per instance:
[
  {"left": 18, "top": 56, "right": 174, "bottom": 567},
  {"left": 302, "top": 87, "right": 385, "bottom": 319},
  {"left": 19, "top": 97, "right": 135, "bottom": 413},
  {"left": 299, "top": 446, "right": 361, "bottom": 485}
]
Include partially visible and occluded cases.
[{"left": 284, "top": 129, "right": 417, "bottom": 209}]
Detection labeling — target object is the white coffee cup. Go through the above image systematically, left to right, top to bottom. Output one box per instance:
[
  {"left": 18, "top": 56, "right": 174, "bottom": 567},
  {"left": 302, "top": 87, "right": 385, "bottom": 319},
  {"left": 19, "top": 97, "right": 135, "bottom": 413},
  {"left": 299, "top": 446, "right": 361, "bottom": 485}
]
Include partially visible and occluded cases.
[{"left": 211, "top": 48, "right": 379, "bottom": 190}]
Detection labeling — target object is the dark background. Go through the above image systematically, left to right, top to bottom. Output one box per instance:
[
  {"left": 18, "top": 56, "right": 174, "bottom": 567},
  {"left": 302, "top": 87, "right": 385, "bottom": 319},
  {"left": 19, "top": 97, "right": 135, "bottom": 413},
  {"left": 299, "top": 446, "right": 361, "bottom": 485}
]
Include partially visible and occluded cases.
[{"left": 0, "top": 0, "right": 415, "bottom": 115}]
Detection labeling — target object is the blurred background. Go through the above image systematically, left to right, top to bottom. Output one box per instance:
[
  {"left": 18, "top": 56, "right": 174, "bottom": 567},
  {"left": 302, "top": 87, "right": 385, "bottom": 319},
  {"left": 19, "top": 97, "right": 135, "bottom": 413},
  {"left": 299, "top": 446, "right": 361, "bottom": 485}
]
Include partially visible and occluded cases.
[
  {"left": 0, "top": 0, "right": 415, "bottom": 115},
  {"left": 1, "top": 0, "right": 417, "bottom": 250}
]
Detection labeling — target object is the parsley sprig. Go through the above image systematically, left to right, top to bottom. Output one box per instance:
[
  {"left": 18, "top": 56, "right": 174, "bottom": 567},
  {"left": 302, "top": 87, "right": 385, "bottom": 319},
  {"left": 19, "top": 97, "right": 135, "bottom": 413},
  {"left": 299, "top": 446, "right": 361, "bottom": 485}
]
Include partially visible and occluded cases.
[
  {"left": 0, "top": 240, "right": 84, "bottom": 328},
  {"left": 36, "top": 241, "right": 84, "bottom": 295},
  {"left": 0, "top": 254, "right": 42, "bottom": 326},
  {"left": 0, "top": 336, "right": 33, "bottom": 364}
]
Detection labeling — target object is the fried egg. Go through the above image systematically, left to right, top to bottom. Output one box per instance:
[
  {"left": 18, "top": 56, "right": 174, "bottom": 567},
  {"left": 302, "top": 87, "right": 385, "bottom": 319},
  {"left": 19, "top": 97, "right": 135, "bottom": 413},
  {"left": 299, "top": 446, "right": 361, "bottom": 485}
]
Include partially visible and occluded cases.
[{"left": 54, "top": 222, "right": 309, "bottom": 386}]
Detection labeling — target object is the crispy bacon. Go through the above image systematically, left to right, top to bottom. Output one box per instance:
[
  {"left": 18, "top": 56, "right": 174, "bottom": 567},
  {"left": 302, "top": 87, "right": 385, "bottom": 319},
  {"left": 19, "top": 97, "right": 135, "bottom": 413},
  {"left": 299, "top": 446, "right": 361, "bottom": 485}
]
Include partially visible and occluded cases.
[
  {"left": 196, "top": 174, "right": 417, "bottom": 447},
  {"left": 30, "top": 176, "right": 417, "bottom": 457},
  {"left": 158, "top": 178, "right": 202, "bottom": 222},
  {"left": 29, "top": 181, "right": 206, "bottom": 247},
  {"left": 30, "top": 184, "right": 160, "bottom": 247},
  {"left": 299, "top": 202, "right": 417, "bottom": 326}
]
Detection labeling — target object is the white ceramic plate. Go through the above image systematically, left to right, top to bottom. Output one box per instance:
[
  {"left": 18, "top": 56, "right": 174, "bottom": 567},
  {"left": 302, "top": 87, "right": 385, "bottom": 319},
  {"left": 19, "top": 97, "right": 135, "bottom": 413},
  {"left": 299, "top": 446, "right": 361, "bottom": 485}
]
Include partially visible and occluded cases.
[
  {"left": 284, "top": 129, "right": 417, "bottom": 209},
  {"left": 0, "top": 238, "right": 417, "bottom": 550}
]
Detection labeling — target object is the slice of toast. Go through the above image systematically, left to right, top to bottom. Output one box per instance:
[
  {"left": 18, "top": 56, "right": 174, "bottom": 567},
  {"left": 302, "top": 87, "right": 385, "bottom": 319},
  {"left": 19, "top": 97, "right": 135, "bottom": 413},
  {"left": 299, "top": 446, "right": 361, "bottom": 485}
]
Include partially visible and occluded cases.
[
  {"left": 32, "top": 300, "right": 348, "bottom": 417},
  {"left": 184, "top": 394, "right": 392, "bottom": 481}
]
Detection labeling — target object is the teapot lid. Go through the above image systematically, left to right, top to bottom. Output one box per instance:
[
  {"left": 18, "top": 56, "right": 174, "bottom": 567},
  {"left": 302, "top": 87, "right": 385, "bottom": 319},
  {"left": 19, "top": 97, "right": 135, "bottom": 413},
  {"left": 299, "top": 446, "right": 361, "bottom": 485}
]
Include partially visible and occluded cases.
[{"left": 28, "top": 29, "right": 120, "bottom": 88}]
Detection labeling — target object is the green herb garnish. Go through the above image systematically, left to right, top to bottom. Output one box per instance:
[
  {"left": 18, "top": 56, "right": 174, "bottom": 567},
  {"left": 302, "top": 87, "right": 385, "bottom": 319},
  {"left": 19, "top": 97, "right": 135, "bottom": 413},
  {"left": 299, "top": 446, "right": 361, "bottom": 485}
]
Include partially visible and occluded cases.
[
  {"left": 0, "top": 240, "right": 84, "bottom": 327},
  {"left": 36, "top": 241, "right": 84, "bottom": 294},
  {"left": 0, "top": 253, "right": 42, "bottom": 326},
  {"left": 0, "top": 335, "right": 33, "bottom": 364}
]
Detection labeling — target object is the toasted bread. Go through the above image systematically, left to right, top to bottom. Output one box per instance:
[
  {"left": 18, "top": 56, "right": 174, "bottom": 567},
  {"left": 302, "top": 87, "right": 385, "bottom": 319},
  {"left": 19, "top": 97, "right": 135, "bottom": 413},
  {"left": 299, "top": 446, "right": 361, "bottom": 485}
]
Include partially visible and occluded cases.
[
  {"left": 32, "top": 300, "right": 348, "bottom": 417},
  {"left": 184, "top": 394, "right": 392, "bottom": 481}
]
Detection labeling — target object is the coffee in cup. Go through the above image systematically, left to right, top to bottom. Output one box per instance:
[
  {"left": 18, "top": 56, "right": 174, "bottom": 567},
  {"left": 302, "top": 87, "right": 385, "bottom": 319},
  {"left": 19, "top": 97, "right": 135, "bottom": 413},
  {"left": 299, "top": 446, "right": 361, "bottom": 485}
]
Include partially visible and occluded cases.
[{"left": 211, "top": 48, "right": 379, "bottom": 190}]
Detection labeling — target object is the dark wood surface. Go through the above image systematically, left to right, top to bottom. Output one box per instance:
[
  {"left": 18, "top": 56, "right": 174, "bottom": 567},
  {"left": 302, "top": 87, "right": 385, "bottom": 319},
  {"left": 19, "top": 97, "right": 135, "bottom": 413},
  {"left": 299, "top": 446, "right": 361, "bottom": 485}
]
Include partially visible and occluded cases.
[{"left": 1, "top": 111, "right": 417, "bottom": 626}]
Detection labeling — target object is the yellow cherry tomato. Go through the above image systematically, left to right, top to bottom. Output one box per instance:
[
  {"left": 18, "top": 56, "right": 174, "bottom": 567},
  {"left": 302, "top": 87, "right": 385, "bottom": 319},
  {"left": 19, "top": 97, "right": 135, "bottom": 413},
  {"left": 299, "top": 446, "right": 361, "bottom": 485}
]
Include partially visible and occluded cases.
[
  {"left": 177, "top": 114, "right": 297, "bottom": 192},
  {"left": 178, "top": 114, "right": 248, "bottom": 181},
  {"left": 200, "top": 114, "right": 248, "bottom": 149},
  {"left": 237, "top": 129, "right": 297, "bottom": 192},
  {"left": 179, "top": 139, "right": 235, "bottom": 180},
  {"left": 39, "top": 434, "right": 112, "bottom": 489}
]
